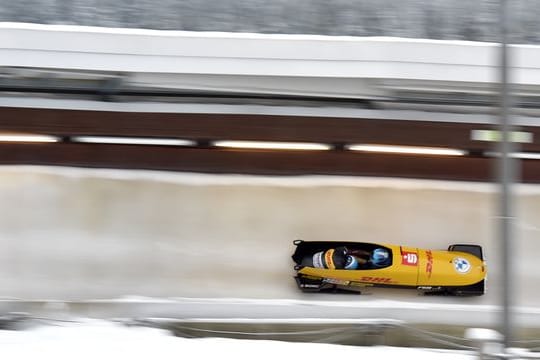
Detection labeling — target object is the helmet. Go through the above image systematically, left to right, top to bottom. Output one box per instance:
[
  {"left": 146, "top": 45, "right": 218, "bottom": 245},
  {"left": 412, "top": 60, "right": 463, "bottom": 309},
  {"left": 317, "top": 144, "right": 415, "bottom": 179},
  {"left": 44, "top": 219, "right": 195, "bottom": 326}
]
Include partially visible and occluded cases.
[
  {"left": 312, "top": 248, "right": 348, "bottom": 269},
  {"left": 370, "top": 248, "right": 390, "bottom": 266},
  {"left": 312, "top": 249, "right": 340, "bottom": 269},
  {"left": 312, "top": 251, "right": 326, "bottom": 268},
  {"left": 344, "top": 255, "right": 358, "bottom": 270}
]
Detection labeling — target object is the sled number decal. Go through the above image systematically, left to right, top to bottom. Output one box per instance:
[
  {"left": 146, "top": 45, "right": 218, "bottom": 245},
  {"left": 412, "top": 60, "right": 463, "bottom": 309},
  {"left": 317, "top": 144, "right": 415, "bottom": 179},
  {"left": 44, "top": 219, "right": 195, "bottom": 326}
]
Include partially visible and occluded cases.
[{"left": 401, "top": 249, "right": 418, "bottom": 266}]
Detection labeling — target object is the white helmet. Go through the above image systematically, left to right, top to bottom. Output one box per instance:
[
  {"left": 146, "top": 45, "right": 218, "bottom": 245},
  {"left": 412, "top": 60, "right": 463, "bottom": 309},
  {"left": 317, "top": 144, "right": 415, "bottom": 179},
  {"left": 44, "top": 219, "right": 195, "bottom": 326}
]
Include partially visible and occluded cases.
[
  {"left": 370, "top": 248, "right": 390, "bottom": 266},
  {"left": 344, "top": 255, "right": 358, "bottom": 270}
]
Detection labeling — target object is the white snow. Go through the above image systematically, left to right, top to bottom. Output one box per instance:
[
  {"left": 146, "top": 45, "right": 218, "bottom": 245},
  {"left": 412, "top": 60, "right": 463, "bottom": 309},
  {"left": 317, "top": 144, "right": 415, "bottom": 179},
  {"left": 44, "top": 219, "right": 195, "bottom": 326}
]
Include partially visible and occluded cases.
[{"left": 0, "top": 319, "right": 476, "bottom": 360}]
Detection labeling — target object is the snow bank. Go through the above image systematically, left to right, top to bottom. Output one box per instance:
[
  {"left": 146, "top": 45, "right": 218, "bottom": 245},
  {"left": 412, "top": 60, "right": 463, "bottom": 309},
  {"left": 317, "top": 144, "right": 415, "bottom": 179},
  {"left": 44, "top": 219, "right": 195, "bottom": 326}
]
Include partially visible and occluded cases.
[{"left": 0, "top": 319, "right": 475, "bottom": 360}]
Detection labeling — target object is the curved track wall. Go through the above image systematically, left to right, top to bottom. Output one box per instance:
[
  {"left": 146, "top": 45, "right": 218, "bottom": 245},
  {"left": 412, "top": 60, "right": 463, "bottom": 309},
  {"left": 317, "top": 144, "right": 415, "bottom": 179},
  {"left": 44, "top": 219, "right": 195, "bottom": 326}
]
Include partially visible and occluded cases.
[{"left": 2, "top": 165, "right": 538, "bottom": 308}]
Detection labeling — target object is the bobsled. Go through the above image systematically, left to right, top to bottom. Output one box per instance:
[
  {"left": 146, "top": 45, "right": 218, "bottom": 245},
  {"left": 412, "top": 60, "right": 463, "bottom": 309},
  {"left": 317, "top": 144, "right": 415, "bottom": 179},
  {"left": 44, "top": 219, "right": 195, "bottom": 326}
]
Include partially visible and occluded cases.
[{"left": 292, "top": 240, "right": 486, "bottom": 296}]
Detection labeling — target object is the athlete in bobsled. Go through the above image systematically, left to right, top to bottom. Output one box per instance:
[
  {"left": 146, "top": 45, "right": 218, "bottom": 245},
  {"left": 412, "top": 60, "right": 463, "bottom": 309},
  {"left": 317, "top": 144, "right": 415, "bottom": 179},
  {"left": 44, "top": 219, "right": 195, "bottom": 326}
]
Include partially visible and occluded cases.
[{"left": 309, "top": 246, "right": 390, "bottom": 270}]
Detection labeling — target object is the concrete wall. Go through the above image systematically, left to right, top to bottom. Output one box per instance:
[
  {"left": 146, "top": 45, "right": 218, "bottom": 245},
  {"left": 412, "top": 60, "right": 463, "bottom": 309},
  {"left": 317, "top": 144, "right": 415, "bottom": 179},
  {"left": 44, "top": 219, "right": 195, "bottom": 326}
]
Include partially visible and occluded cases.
[
  {"left": 0, "top": 165, "right": 539, "bottom": 313},
  {"left": 0, "top": 167, "right": 506, "bottom": 299}
]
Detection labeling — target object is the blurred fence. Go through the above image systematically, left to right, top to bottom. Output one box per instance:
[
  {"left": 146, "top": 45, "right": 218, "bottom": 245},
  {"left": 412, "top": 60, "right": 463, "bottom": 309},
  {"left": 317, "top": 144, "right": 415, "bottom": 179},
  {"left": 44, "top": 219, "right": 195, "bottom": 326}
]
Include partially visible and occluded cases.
[{"left": 1, "top": 0, "right": 540, "bottom": 44}]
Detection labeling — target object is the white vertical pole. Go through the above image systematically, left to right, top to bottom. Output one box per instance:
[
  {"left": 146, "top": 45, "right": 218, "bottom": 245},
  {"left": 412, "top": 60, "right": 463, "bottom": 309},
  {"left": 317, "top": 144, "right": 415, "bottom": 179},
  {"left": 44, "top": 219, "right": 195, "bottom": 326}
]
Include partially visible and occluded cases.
[{"left": 498, "top": 0, "right": 514, "bottom": 349}]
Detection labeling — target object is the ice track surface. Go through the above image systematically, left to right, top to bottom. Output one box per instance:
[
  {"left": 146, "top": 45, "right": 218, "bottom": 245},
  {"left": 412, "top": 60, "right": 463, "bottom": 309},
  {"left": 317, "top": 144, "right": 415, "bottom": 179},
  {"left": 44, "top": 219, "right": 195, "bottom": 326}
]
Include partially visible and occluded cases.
[{"left": 1, "top": 166, "right": 540, "bottom": 328}]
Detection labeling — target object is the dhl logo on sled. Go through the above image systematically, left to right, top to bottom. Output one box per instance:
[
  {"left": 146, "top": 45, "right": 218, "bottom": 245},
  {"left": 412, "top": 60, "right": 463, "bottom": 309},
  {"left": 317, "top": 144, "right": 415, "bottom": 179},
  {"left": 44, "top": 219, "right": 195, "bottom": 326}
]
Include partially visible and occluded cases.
[{"left": 291, "top": 240, "right": 487, "bottom": 296}]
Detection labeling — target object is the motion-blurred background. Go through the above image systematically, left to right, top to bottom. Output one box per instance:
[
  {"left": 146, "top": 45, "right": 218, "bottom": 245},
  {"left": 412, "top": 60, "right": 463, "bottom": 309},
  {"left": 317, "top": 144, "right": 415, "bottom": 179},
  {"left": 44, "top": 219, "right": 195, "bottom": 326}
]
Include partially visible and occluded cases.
[{"left": 1, "top": 0, "right": 540, "bottom": 353}]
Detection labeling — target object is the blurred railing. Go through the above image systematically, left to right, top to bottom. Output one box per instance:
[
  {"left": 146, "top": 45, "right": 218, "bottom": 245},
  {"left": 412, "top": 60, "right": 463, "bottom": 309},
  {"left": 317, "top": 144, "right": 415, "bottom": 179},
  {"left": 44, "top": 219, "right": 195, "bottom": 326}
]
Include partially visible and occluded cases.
[{"left": 2, "top": 22, "right": 540, "bottom": 102}]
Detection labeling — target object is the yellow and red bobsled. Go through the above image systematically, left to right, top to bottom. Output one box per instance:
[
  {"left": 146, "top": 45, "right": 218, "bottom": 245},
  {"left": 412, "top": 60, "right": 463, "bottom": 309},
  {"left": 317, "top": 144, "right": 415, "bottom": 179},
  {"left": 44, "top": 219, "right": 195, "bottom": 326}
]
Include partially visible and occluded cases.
[{"left": 292, "top": 240, "right": 487, "bottom": 296}]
